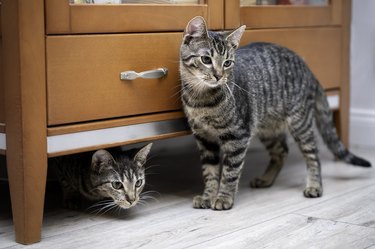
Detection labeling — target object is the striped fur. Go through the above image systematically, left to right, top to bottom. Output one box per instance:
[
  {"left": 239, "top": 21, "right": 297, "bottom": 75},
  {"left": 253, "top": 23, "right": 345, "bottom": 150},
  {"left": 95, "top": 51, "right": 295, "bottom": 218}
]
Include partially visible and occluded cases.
[
  {"left": 180, "top": 17, "right": 371, "bottom": 211},
  {"left": 53, "top": 144, "right": 152, "bottom": 210}
]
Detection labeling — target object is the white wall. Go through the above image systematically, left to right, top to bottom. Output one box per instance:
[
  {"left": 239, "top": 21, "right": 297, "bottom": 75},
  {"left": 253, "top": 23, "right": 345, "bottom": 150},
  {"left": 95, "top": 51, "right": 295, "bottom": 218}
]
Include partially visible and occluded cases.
[{"left": 350, "top": 0, "right": 375, "bottom": 148}]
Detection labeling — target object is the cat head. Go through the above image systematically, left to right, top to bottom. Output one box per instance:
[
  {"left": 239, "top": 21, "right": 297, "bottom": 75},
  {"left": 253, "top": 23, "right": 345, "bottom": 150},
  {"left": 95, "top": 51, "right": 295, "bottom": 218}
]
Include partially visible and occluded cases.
[
  {"left": 180, "top": 16, "right": 246, "bottom": 91},
  {"left": 90, "top": 143, "right": 153, "bottom": 209}
]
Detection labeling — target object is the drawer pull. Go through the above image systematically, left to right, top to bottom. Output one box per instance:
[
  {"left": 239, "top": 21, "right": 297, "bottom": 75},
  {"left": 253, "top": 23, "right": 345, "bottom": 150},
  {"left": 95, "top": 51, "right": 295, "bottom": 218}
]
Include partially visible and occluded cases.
[{"left": 120, "top": 68, "right": 168, "bottom": 81}]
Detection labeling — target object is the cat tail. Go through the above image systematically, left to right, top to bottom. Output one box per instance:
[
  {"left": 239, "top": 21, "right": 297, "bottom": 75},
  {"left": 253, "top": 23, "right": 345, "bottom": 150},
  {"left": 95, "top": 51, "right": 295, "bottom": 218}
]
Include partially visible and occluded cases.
[{"left": 314, "top": 84, "right": 371, "bottom": 167}]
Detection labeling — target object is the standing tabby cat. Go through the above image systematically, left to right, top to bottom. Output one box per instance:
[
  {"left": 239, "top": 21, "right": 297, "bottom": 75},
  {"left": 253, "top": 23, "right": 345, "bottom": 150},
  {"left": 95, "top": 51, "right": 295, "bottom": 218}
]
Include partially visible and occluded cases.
[
  {"left": 180, "top": 16, "right": 371, "bottom": 211},
  {"left": 54, "top": 143, "right": 152, "bottom": 210}
]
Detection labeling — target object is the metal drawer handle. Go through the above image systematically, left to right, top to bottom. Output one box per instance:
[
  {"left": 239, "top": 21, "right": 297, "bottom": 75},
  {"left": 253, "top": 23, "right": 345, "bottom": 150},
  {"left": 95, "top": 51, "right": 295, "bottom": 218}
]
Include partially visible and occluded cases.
[{"left": 120, "top": 68, "right": 168, "bottom": 80}]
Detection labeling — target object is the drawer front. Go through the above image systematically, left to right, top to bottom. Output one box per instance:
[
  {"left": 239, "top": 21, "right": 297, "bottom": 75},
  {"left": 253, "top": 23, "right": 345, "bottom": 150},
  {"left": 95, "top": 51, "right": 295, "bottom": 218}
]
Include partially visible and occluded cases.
[
  {"left": 240, "top": 28, "right": 342, "bottom": 90},
  {"left": 47, "top": 33, "right": 183, "bottom": 125}
]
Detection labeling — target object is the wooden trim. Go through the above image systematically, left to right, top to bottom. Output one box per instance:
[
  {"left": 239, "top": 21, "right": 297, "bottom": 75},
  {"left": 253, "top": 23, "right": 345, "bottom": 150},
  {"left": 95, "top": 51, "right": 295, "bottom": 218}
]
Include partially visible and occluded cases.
[
  {"left": 2, "top": 0, "right": 47, "bottom": 244},
  {"left": 45, "top": 0, "right": 70, "bottom": 34},
  {"left": 207, "top": 0, "right": 224, "bottom": 30},
  {"left": 224, "top": 0, "right": 240, "bottom": 29},
  {"left": 238, "top": 0, "right": 342, "bottom": 29},
  {"left": 331, "top": 0, "right": 343, "bottom": 25},
  {"left": 337, "top": 0, "right": 351, "bottom": 146},
  {"left": 46, "top": 1, "right": 216, "bottom": 34},
  {"left": 0, "top": 3, "right": 2, "bottom": 36},
  {"left": 0, "top": 3, "right": 3, "bottom": 123},
  {"left": 0, "top": 36, "right": 4, "bottom": 123},
  {"left": 48, "top": 111, "right": 186, "bottom": 136},
  {"left": 0, "top": 123, "right": 4, "bottom": 133}
]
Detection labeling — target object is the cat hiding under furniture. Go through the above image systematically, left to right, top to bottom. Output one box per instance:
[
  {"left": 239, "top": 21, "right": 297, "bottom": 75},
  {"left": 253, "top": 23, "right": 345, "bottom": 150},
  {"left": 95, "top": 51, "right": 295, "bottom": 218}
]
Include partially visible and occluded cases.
[{"left": 53, "top": 143, "right": 152, "bottom": 212}]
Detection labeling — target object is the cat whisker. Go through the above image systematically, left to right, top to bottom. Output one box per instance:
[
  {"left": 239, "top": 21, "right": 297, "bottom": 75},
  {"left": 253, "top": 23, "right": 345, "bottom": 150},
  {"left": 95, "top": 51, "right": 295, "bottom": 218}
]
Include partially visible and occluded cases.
[
  {"left": 232, "top": 82, "right": 250, "bottom": 95},
  {"left": 224, "top": 83, "right": 234, "bottom": 101},
  {"left": 143, "top": 154, "right": 159, "bottom": 165},
  {"left": 144, "top": 164, "right": 160, "bottom": 171},
  {"left": 140, "top": 190, "right": 160, "bottom": 204},
  {"left": 142, "top": 190, "right": 161, "bottom": 196},
  {"left": 141, "top": 195, "right": 159, "bottom": 202},
  {"left": 86, "top": 200, "right": 114, "bottom": 211},
  {"left": 87, "top": 202, "right": 112, "bottom": 209},
  {"left": 92, "top": 202, "right": 118, "bottom": 216},
  {"left": 98, "top": 203, "right": 119, "bottom": 216}
]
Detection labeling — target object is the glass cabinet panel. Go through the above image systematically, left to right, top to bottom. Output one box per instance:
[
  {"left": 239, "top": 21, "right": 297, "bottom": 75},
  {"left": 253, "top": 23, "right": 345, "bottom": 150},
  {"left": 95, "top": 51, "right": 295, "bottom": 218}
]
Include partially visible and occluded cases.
[
  {"left": 70, "top": 0, "right": 200, "bottom": 4},
  {"left": 225, "top": 0, "right": 340, "bottom": 29},
  {"left": 240, "top": 0, "right": 328, "bottom": 6}
]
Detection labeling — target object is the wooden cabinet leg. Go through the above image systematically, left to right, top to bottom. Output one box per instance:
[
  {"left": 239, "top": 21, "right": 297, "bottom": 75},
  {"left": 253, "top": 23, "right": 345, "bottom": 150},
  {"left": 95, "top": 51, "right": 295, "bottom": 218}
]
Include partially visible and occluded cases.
[
  {"left": 2, "top": 0, "right": 47, "bottom": 244},
  {"left": 6, "top": 149, "right": 48, "bottom": 244}
]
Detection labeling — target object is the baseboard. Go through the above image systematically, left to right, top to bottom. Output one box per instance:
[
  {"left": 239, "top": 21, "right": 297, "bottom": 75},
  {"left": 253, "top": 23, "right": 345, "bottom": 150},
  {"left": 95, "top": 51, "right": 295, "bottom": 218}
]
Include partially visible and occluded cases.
[{"left": 349, "top": 108, "right": 375, "bottom": 148}]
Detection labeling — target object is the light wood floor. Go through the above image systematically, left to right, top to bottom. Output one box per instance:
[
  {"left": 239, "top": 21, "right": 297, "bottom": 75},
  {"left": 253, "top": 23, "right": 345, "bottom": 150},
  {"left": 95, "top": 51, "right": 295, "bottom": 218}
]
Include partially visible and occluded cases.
[{"left": 1, "top": 136, "right": 375, "bottom": 249}]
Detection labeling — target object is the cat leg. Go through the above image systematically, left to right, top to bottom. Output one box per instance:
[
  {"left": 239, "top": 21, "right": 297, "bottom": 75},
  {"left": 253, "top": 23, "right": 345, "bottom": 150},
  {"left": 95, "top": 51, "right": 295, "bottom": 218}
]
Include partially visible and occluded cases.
[
  {"left": 287, "top": 114, "right": 323, "bottom": 198},
  {"left": 250, "top": 133, "right": 288, "bottom": 188},
  {"left": 193, "top": 137, "right": 221, "bottom": 209},
  {"left": 212, "top": 143, "right": 248, "bottom": 210}
]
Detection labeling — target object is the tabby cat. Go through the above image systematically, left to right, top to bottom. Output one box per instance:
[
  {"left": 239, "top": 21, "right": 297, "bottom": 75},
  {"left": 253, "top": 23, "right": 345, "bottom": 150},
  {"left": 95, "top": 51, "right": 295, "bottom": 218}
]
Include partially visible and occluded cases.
[
  {"left": 180, "top": 16, "right": 371, "bottom": 211},
  {"left": 54, "top": 143, "right": 152, "bottom": 210}
]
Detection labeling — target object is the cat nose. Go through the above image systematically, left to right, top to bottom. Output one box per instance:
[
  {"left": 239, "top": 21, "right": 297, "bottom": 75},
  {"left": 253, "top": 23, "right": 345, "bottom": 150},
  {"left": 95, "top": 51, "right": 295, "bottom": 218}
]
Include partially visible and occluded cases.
[
  {"left": 214, "top": 74, "right": 222, "bottom": 81},
  {"left": 125, "top": 194, "right": 135, "bottom": 204}
]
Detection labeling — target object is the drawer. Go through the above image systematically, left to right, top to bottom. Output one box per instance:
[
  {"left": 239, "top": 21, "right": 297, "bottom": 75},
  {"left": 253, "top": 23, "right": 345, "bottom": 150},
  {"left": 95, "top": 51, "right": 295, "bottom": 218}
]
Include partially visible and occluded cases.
[
  {"left": 240, "top": 27, "right": 342, "bottom": 89},
  {"left": 46, "top": 33, "right": 183, "bottom": 125}
]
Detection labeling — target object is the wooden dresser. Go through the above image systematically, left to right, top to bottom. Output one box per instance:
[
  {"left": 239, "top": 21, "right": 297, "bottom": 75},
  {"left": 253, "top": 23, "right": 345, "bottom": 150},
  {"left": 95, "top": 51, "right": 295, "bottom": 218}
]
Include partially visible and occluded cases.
[{"left": 0, "top": 0, "right": 351, "bottom": 244}]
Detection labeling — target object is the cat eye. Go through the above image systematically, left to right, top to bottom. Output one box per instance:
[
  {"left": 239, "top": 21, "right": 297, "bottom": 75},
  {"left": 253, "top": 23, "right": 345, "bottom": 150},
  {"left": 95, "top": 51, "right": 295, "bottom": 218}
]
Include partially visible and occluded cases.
[
  {"left": 201, "top": 56, "right": 212, "bottom": 65},
  {"left": 223, "top": 60, "right": 233, "bottom": 68},
  {"left": 135, "top": 179, "right": 143, "bottom": 188},
  {"left": 111, "top": 181, "right": 123, "bottom": 190}
]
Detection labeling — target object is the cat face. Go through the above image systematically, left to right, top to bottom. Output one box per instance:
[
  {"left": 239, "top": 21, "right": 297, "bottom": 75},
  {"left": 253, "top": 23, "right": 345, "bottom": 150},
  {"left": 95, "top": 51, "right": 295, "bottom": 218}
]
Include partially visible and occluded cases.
[
  {"left": 180, "top": 16, "right": 245, "bottom": 91},
  {"left": 90, "top": 143, "right": 152, "bottom": 209}
]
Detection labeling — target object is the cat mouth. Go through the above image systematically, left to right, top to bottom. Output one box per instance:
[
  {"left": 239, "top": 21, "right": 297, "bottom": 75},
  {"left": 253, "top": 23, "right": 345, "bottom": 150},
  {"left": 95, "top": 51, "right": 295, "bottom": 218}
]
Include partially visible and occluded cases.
[
  {"left": 204, "top": 80, "right": 225, "bottom": 88},
  {"left": 116, "top": 200, "right": 138, "bottom": 209}
]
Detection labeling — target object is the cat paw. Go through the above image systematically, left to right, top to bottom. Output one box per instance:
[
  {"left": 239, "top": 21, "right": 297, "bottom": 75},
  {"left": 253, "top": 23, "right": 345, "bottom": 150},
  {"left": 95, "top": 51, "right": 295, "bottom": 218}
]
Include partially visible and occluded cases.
[
  {"left": 249, "top": 177, "right": 273, "bottom": 188},
  {"left": 303, "top": 186, "right": 323, "bottom": 198},
  {"left": 193, "top": 195, "right": 212, "bottom": 209},
  {"left": 211, "top": 196, "right": 234, "bottom": 211}
]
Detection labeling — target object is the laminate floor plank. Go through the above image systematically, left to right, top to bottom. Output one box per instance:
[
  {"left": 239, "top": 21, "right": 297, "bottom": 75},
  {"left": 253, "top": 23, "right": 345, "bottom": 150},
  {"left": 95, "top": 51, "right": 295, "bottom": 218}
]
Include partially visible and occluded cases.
[
  {"left": 294, "top": 184, "right": 375, "bottom": 228},
  {"left": 189, "top": 214, "right": 375, "bottom": 249}
]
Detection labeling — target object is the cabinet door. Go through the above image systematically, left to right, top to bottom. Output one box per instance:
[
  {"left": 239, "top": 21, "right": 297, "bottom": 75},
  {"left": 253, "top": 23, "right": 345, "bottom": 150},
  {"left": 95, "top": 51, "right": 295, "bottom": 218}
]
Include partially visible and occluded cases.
[
  {"left": 46, "top": 0, "right": 223, "bottom": 34},
  {"left": 225, "top": 0, "right": 342, "bottom": 29},
  {"left": 239, "top": 28, "right": 342, "bottom": 90}
]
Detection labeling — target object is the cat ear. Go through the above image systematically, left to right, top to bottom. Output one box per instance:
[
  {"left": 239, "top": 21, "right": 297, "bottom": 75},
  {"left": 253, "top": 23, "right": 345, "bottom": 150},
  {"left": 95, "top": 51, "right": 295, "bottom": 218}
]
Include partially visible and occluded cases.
[
  {"left": 183, "top": 16, "right": 208, "bottom": 42},
  {"left": 226, "top": 25, "right": 246, "bottom": 49},
  {"left": 133, "top": 143, "right": 153, "bottom": 168},
  {"left": 91, "top": 150, "right": 115, "bottom": 174}
]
